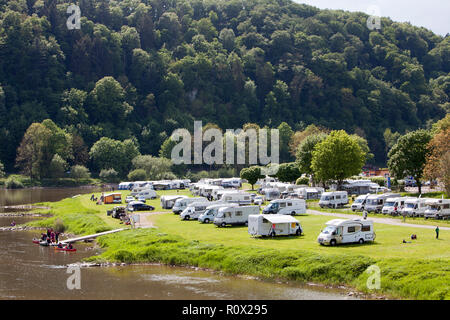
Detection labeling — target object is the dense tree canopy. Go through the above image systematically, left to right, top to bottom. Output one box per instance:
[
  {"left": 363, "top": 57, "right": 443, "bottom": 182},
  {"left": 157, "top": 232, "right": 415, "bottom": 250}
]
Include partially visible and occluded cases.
[{"left": 0, "top": 0, "right": 448, "bottom": 173}]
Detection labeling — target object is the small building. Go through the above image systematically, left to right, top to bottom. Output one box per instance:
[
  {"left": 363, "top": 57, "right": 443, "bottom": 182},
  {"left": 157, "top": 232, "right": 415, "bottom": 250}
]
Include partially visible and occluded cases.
[{"left": 103, "top": 193, "right": 122, "bottom": 204}]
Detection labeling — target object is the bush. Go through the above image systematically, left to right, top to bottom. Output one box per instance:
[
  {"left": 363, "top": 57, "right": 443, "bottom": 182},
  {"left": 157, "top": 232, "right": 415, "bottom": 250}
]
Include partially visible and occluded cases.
[
  {"left": 49, "top": 154, "right": 68, "bottom": 179},
  {"left": 0, "top": 161, "right": 5, "bottom": 178},
  {"left": 71, "top": 165, "right": 91, "bottom": 180},
  {"left": 99, "top": 168, "right": 119, "bottom": 183},
  {"left": 127, "top": 169, "right": 147, "bottom": 181},
  {"left": 296, "top": 176, "right": 310, "bottom": 185},
  {"left": 5, "top": 177, "right": 24, "bottom": 189},
  {"left": 54, "top": 218, "right": 66, "bottom": 233}
]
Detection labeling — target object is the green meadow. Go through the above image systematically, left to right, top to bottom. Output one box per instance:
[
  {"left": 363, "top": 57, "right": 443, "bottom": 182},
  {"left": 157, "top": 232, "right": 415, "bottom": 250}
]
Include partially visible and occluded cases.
[{"left": 28, "top": 190, "right": 450, "bottom": 300}]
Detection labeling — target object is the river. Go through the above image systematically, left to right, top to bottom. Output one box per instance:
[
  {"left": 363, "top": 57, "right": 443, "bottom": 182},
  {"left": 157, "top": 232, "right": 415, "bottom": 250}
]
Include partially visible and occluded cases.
[{"left": 0, "top": 188, "right": 357, "bottom": 300}]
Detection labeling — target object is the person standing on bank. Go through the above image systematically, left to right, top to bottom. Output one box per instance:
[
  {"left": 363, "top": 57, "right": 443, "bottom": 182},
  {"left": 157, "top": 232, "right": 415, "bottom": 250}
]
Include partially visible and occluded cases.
[{"left": 435, "top": 226, "right": 439, "bottom": 239}]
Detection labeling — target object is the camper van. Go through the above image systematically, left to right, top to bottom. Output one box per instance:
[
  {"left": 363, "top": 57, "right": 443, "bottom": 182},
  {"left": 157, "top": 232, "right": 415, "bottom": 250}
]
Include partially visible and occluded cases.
[
  {"left": 221, "top": 178, "right": 242, "bottom": 188},
  {"left": 130, "top": 184, "right": 153, "bottom": 196},
  {"left": 199, "top": 185, "right": 223, "bottom": 198},
  {"left": 262, "top": 188, "right": 281, "bottom": 201},
  {"left": 136, "top": 189, "right": 157, "bottom": 200},
  {"left": 319, "top": 191, "right": 348, "bottom": 209},
  {"left": 221, "top": 192, "right": 252, "bottom": 205},
  {"left": 364, "top": 193, "right": 400, "bottom": 213},
  {"left": 351, "top": 194, "right": 370, "bottom": 212},
  {"left": 160, "top": 195, "right": 188, "bottom": 209},
  {"left": 172, "top": 197, "right": 207, "bottom": 214},
  {"left": 381, "top": 197, "right": 412, "bottom": 215},
  {"left": 401, "top": 197, "right": 428, "bottom": 217},
  {"left": 262, "top": 199, "right": 306, "bottom": 215},
  {"left": 424, "top": 199, "right": 450, "bottom": 219},
  {"left": 180, "top": 201, "right": 224, "bottom": 220},
  {"left": 198, "top": 203, "right": 239, "bottom": 223},
  {"left": 214, "top": 206, "right": 260, "bottom": 227},
  {"left": 248, "top": 214, "right": 303, "bottom": 237},
  {"left": 317, "top": 219, "right": 376, "bottom": 246}
]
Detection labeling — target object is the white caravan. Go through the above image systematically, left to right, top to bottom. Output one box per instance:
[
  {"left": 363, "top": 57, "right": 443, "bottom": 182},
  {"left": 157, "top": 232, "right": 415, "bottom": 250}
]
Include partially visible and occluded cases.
[
  {"left": 130, "top": 185, "right": 153, "bottom": 196},
  {"left": 199, "top": 185, "right": 223, "bottom": 198},
  {"left": 262, "top": 188, "right": 281, "bottom": 201},
  {"left": 136, "top": 189, "right": 157, "bottom": 200},
  {"left": 319, "top": 191, "right": 348, "bottom": 209},
  {"left": 221, "top": 192, "right": 252, "bottom": 205},
  {"left": 364, "top": 193, "right": 400, "bottom": 213},
  {"left": 351, "top": 194, "right": 370, "bottom": 212},
  {"left": 160, "top": 195, "right": 188, "bottom": 209},
  {"left": 172, "top": 197, "right": 207, "bottom": 214},
  {"left": 381, "top": 197, "right": 412, "bottom": 215},
  {"left": 401, "top": 197, "right": 428, "bottom": 217},
  {"left": 262, "top": 199, "right": 306, "bottom": 215},
  {"left": 424, "top": 199, "right": 450, "bottom": 219},
  {"left": 180, "top": 201, "right": 224, "bottom": 220},
  {"left": 198, "top": 203, "right": 239, "bottom": 223},
  {"left": 214, "top": 206, "right": 260, "bottom": 227},
  {"left": 248, "top": 214, "right": 303, "bottom": 237},
  {"left": 317, "top": 219, "right": 376, "bottom": 246}
]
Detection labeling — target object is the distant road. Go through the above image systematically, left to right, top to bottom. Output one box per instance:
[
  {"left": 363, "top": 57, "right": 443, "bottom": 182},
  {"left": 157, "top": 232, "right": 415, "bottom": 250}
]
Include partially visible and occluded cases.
[{"left": 307, "top": 209, "right": 450, "bottom": 231}]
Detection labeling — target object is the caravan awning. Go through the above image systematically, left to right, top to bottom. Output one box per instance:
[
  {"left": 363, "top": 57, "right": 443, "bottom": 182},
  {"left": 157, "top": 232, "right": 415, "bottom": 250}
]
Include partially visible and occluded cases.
[{"left": 262, "top": 215, "right": 298, "bottom": 224}]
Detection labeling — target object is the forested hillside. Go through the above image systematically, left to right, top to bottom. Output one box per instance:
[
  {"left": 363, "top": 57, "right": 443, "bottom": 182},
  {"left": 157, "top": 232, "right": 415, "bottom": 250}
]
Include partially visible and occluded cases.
[{"left": 0, "top": 0, "right": 448, "bottom": 171}]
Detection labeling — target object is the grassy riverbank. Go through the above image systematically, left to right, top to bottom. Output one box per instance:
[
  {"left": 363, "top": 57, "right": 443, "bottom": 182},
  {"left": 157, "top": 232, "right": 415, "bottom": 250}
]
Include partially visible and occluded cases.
[
  {"left": 0, "top": 174, "right": 102, "bottom": 189},
  {"left": 28, "top": 191, "right": 450, "bottom": 300}
]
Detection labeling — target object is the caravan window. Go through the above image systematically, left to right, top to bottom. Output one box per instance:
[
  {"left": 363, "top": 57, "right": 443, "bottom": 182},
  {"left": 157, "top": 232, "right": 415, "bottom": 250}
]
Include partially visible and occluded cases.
[
  {"left": 336, "top": 195, "right": 341, "bottom": 199},
  {"left": 279, "top": 202, "right": 286, "bottom": 208},
  {"left": 287, "top": 202, "right": 292, "bottom": 206},
  {"left": 444, "top": 204, "right": 450, "bottom": 209},
  {"left": 236, "top": 211, "right": 243, "bottom": 216},
  {"left": 262, "top": 218, "right": 269, "bottom": 224},
  {"left": 361, "top": 225, "right": 371, "bottom": 232},
  {"left": 347, "top": 226, "right": 356, "bottom": 233}
]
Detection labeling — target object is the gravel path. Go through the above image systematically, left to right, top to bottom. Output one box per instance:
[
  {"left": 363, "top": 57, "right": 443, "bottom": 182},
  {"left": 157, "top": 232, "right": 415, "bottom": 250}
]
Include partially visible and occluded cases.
[
  {"left": 307, "top": 209, "right": 450, "bottom": 231},
  {"left": 133, "top": 211, "right": 167, "bottom": 228}
]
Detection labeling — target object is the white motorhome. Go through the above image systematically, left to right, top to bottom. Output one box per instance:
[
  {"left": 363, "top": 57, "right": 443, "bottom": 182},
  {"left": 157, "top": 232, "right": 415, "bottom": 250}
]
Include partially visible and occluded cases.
[
  {"left": 221, "top": 178, "right": 242, "bottom": 188},
  {"left": 130, "top": 185, "right": 153, "bottom": 196},
  {"left": 199, "top": 185, "right": 223, "bottom": 198},
  {"left": 294, "top": 187, "right": 324, "bottom": 200},
  {"left": 262, "top": 188, "right": 281, "bottom": 201},
  {"left": 136, "top": 189, "right": 157, "bottom": 200},
  {"left": 319, "top": 191, "right": 348, "bottom": 209},
  {"left": 221, "top": 192, "right": 252, "bottom": 205},
  {"left": 364, "top": 193, "right": 400, "bottom": 213},
  {"left": 351, "top": 194, "right": 370, "bottom": 211},
  {"left": 160, "top": 195, "right": 189, "bottom": 209},
  {"left": 172, "top": 197, "right": 207, "bottom": 214},
  {"left": 381, "top": 197, "right": 412, "bottom": 215},
  {"left": 401, "top": 197, "right": 428, "bottom": 217},
  {"left": 262, "top": 199, "right": 306, "bottom": 215},
  {"left": 424, "top": 199, "right": 450, "bottom": 219},
  {"left": 180, "top": 201, "right": 224, "bottom": 220},
  {"left": 198, "top": 203, "right": 239, "bottom": 223},
  {"left": 214, "top": 206, "right": 260, "bottom": 227},
  {"left": 248, "top": 214, "right": 303, "bottom": 237},
  {"left": 317, "top": 219, "right": 376, "bottom": 245}
]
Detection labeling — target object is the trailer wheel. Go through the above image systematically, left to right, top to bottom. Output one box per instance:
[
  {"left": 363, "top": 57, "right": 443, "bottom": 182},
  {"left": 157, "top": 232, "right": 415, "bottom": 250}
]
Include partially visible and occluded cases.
[
  {"left": 291, "top": 211, "right": 296, "bottom": 216},
  {"left": 184, "top": 215, "right": 190, "bottom": 220},
  {"left": 204, "top": 218, "right": 209, "bottom": 223},
  {"left": 221, "top": 222, "right": 226, "bottom": 228},
  {"left": 358, "top": 238, "right": 364, "bottom": 244},
  {"left": 330, "top": 239, "right": 337, "bottom": 246}
]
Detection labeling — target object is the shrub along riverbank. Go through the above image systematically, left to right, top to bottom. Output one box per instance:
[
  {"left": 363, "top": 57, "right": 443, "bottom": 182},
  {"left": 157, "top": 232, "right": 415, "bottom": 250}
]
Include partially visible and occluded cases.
[{"left": 28, "top": 192, "right": 450, "bottom": 300}]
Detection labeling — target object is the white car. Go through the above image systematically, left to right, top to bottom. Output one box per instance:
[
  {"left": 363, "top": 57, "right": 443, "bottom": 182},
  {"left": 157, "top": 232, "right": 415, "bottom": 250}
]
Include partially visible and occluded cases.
[
  {"left": 125, "top": 196, "right": 135, "bottom": 203},
  {"left": 137, "top": 196, "right": 147, "bottom": 203},
  {"left": 253, "top": 196, "right": 264, "bottom": 205}
]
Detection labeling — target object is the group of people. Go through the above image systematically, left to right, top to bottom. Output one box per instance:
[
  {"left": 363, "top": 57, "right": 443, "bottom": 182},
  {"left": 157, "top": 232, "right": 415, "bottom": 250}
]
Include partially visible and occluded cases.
[{"left": 40, "top": 228, "right": 60, "bottom": 244}]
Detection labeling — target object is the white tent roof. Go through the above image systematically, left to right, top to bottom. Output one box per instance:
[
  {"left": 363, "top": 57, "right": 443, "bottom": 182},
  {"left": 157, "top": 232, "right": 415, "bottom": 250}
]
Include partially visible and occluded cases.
[{"left": 262, "top": 214, "right": 298, "bottom": 224}]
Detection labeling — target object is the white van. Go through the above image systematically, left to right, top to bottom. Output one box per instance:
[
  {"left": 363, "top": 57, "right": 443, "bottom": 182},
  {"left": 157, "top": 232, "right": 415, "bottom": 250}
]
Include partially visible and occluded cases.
[
  {"left": 136, "top": 189, "right": 157, "bottom": 200},
  {"left": 319, "top": 191, "right": 348, "bottom": 209},
  {"left": 221, "top": 192, "right": 252, "bottom": 205},
  {"left": 364, "top": 193, "right": 400, "bottom": 213},
  {"left": 351, "top": 194, "right": 370, "bottom": 212},
  {"left": 160, "top": 195, "right": 188, "bottom": 209},
  {"left": 172, "top": 197, "right": 207, "bottom": 214},
  {"left": 381, "top": 197, "right": 412, "bottom": 216},
  {"left": 401, "top": 197, "right": 428, "bottom": 217},
  {"left": 262, "top": 199, "right": 306, "bottom": 215},
  {"left": 424, "top": 199, "right": 450, "bottom": 219},
  {"left": 180, "top": 201, "right": 224, "bottom": 220},
  {"left": 198, "top": 203, "right": 239, "bottom": 223},
  {"left": 214, "top": 206, "right": 260, "bottom": 227},
  {"left": 248, "top": 214, "right": 303, "bottom": 237},
  {"left": 317, "top": 219, "right": 376, "bottom": 246}
]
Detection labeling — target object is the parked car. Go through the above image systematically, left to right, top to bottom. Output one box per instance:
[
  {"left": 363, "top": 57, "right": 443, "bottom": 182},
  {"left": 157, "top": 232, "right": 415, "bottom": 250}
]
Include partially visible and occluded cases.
[
  {"left": 125, "top": 196, "right": 135, "bottom": 203},
  {"left": 137, "top": 196, "right": 147, "bottom": 203},
  {"left": 253, "top": 196, "right": 264, "bottom": 205},
  {"left": 127, "top": 201, "right": 155, "bottom": 212}
]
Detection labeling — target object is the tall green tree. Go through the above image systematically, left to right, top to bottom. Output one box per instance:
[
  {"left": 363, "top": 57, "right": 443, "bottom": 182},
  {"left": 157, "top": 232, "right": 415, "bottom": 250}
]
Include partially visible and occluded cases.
[
  {"left": 388, "top": 129, "right": 432, "bottom": 194},
  {"left": 276, "top": 162, "right": 301, "bottom": 183},
  {"left": 240, "top": 166, "right": 263, "bottom": 190}
]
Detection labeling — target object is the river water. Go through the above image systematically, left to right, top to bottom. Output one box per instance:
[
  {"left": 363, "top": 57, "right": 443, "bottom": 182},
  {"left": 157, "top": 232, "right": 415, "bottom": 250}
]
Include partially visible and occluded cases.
[{"left": 0, "top": 188, "right": 357, "bottom": 300}]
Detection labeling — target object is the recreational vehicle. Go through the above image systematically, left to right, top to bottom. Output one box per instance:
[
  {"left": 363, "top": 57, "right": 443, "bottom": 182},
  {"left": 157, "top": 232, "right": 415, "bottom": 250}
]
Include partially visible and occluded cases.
[
  {"left": 221, "top": 178, "right": 242, "bottom": 188},
  {"left": 130, "top": 185, "right": 154, "bottom": 196},
  {"left": 199, "top": 185, "right": 223, "bottom": 198},
  {"left": 262, "top": 188, "right": 281, "bottom": 201},
  {"left": 136, "top": 189, "right": 157, "bottom": 200},
  {"left": 319, "top": 191, "right": 348, "bottom": 208},
  {"left": 221, "top": 192, "right": 252, "bottom": 205},
  {"left": 364, "top": 193, "right": 400, "bottom": 213},
  {"left": 351, "top": 194, "right": 370, "bottom": 212},
  {"left": 160, "top": 195, "right": 188, "bottom": 209},
  {"left": 172, "top": 197, "right": 207, "bottom": 214},
  {"left": 381, "top": 197, "right": 412, "bottom": 215},
  {"left": 401, "top": 197, "right": 428, "bottom": 217},
  {"left": 262, "top": 199, "right": 306, "bottom": 215},
  {"left": 424, "top": 199, "right": 450, "bottom": 219},
  {"left": 180, "top": 201, "right": 225, "bottom": 220},
  {"left": 198, "top": 203, "right": 239, "bottom": 223},
  {"left": 214, "top": 206, "right": 260, "bottom": 227},
  {"left": 248, "top": 214, "right": 303, "bottom": 237},
  {"left": 317, "top": 219, "right": 376, "bottom": 245}
]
